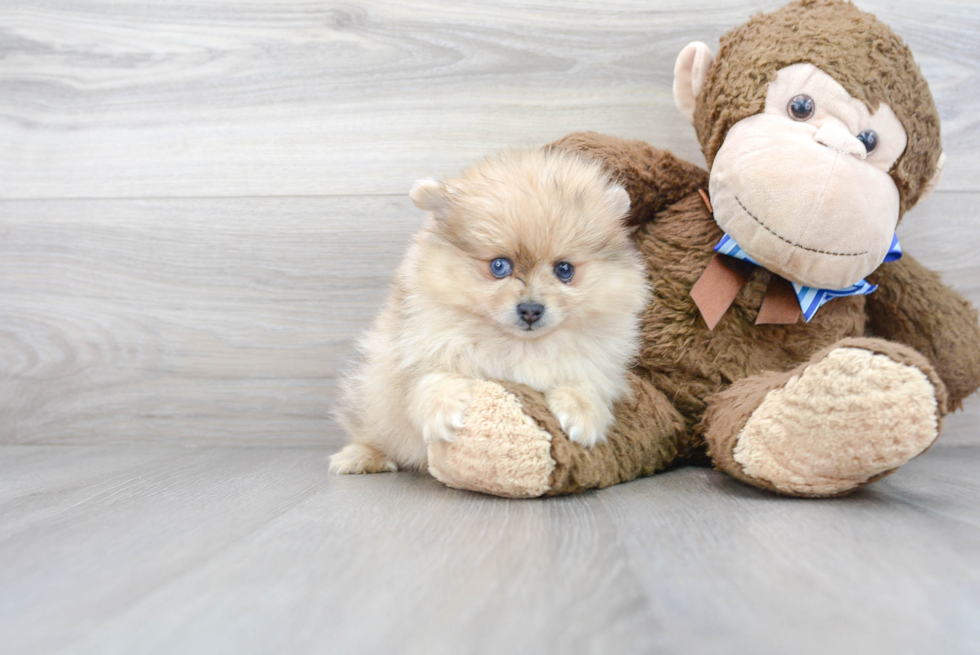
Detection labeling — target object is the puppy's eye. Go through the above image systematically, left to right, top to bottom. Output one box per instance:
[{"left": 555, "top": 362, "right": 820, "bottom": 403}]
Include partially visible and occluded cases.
[
  {"left": 788, "top": 94, "right": 815, "bottom": 121},
  {"left": 857, "top": 130, "right": 878, "bottom": 153},
  {"left": 490, "top": 257, "right": 512, "bottom": 278},
  {"left": 553, "top": 261, "right": 574, "bottom": 283}
]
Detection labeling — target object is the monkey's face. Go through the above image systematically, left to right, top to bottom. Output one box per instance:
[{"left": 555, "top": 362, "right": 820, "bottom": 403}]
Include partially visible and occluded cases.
[{"left": 708, "top": 64, "right": 907, "bottom": 289}]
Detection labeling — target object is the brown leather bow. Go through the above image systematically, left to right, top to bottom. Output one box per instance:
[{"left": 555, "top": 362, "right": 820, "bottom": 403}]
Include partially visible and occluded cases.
[{"left": 691, "top": 189, "right": 801, "bottom": 331}]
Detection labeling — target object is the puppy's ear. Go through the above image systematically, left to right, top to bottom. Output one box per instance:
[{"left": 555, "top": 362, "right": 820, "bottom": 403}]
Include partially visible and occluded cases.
[
  {"left": 410, "top": 179, "right": 452, "bottom": 217},
  {"left": 604, "top": 184, "right": 631, "bottom": 220}
]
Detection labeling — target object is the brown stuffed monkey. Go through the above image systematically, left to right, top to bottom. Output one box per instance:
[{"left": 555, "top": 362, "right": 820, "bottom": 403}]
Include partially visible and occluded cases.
[{"left": 426, "top": 0, "right": 980, "bottom": 498}]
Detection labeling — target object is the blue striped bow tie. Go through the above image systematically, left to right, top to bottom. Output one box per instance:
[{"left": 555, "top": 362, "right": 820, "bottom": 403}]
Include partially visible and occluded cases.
[{"left": 714, "top": 233, "right": 903, "bottom": 322}]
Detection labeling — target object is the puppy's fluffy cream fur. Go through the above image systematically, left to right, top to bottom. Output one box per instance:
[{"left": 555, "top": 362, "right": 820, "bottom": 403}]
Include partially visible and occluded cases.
[{"left": 330, "top": 149, "right": 649, "bottom": 475}]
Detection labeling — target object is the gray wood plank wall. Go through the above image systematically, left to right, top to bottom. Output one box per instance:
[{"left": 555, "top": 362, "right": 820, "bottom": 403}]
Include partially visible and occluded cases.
[{"left": 1, "top": 0, "right": 978, "bottom": 446}]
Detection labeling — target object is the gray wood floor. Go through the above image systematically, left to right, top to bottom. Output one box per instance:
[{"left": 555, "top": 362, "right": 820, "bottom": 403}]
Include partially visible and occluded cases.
[
  {"left": 1, "top": 1, "right": 979, "bottom": 653},
  {"left": 2, "top": 440, "right": 979, "bottom": 655}
]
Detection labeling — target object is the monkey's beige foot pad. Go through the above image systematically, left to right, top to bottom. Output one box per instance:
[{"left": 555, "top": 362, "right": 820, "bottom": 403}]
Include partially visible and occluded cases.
[
  {"left": 733, "top": 347, "right": 941, "bottom": 496},
  {"left": 428, "top": 380, "right": 555, "bottom": 498}
]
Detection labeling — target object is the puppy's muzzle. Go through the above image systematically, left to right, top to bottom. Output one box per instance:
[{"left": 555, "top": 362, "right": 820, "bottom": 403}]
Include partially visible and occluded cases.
[{"left": 517, "top": 302, "right": 545, "bottom": 328}]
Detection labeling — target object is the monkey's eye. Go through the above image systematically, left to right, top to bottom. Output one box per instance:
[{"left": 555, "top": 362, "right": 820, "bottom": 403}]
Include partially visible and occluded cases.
[
  {"left": 788, "top": 94, "right": 815, "bottom": 121},
  {"left": 856, "top": 130, "right": 878, "bottom": 154},
  {"left": 490, "top": 257, "right": 512, "bottom": 278},
  {"left": 553, "top": 261, "right": 575, "bottom": 283}
]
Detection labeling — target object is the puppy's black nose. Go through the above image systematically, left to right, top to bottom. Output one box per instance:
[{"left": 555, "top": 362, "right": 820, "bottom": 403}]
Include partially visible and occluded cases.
[{"left": 517, "top": 302, "right": 545, "bottom": 326}]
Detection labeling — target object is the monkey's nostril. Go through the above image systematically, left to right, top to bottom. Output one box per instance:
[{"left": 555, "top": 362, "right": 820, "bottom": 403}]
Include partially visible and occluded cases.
[{"left": 517, "top": 302, "right": 545, "bottom": 326}]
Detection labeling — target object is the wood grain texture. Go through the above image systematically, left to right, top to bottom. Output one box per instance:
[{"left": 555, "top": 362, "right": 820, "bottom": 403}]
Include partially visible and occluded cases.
[
  {"left": 0, "top": 0, "right": 978, "bottom": 198},
  {"left": 1, "top": 192, "right": 977, "bottom": 445},
  {"left": 0, "top": 196, "right": 419, "bottom": 445},
  {"left": 0, "top": 444, "right": 978, "bottom": 654},
  {"left": 597, "top": 448, "right": 980, "bottom": 655}
]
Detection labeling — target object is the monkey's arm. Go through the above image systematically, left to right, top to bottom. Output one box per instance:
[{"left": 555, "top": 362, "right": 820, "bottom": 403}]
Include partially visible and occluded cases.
[
  {"left": 551, "top": 132, "right": 708, "bottom": 226},
  {"left": 865, "top": 254, "right": 980, "bottom": 410}
]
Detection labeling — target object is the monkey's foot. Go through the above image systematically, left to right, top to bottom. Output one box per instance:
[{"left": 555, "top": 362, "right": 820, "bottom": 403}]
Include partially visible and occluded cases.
[
  {"left": 705, "top": 338, "right": 947, "bottom": 497},
  {"left": 427, "top": 380, "right": 556, "bottom": 498}
]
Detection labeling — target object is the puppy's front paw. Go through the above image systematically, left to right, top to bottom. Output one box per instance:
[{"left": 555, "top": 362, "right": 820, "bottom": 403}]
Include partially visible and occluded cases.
[
  {"left": 415, "top": 375, "right": 475, "bottom": 443},
  {"left": 545, "top": 387, "right": 613, "bottom": 448}
]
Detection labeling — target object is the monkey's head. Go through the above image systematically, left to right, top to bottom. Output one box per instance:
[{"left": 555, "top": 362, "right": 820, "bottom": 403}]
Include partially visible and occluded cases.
[{"left": 674, "top": 0, "right": 944, "bottom": 289}]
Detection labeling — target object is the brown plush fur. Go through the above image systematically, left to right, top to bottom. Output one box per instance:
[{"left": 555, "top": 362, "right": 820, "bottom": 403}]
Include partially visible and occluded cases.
[
  {"left": 693, "top": 0, "right": 942, "bottom": 215},
  {"left": 546, "top": 134, "right": 708, "bottom": 226},
  {"left": 631, "top": 192, "right": 869, "bottom": 439},
  {"left": 866, "top": 256, "right": 980, "bottom": 410},
  {"left": 500, "top": 373, "right": 693, "bottom": 495}
]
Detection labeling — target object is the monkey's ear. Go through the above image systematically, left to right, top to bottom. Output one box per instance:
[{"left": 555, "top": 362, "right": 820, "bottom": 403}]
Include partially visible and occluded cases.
[
  {"left": 673, "top": 41, "right": 715, "bottom": 124},
  {"left": 918, "top": 151, "right": 946, "bottom": 203},
  {"left": 410, "top": 179, "right": 452, "bottom": 216}
]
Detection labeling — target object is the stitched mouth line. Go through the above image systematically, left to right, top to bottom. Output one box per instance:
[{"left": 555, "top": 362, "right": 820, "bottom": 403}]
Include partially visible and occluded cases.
[{"left": 734, "top": 196, "right": 868, "bottom": 257}]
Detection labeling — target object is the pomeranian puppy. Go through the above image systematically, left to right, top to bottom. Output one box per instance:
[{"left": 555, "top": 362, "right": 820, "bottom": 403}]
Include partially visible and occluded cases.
[{"left": 330, "top": 148, "right": 649, "bottom": 475}]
